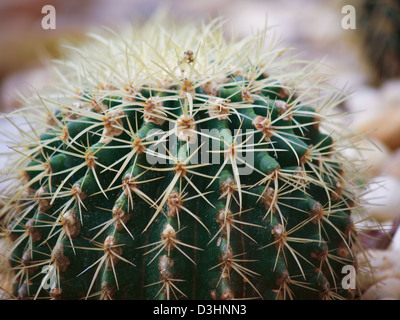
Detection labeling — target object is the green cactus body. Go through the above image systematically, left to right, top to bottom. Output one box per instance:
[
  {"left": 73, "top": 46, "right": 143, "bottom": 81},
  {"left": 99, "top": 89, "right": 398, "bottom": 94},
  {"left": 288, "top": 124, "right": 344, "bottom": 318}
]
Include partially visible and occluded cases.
[{"left": 0, "top": 19, "right": 365, "bottom": 300}]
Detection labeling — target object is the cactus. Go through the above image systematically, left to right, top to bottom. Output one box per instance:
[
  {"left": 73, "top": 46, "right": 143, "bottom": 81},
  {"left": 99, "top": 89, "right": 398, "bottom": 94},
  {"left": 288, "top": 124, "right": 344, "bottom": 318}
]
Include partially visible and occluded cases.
[{"left": 0, "top": 18, "right": 368, "bottom": 300}]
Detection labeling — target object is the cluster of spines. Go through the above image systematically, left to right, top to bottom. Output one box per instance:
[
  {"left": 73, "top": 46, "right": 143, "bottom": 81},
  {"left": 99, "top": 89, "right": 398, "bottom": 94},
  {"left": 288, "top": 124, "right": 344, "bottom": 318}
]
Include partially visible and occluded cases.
[{"left": 0, "top": 21, "right": 364, "bottom": 300}]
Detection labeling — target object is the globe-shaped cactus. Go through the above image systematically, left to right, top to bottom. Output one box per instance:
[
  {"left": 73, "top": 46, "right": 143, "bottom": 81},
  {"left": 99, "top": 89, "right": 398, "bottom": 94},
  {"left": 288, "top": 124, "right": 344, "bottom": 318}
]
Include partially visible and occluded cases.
[{"left": 0, "top": 18, "right": 369, "bottom": 300}]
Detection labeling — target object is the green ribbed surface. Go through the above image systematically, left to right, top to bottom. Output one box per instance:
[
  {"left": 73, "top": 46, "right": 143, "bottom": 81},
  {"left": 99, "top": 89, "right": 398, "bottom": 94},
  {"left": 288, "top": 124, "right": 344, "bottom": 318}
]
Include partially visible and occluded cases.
[{"left": 1, "top": 22, "right": 361, "bottom": 300}]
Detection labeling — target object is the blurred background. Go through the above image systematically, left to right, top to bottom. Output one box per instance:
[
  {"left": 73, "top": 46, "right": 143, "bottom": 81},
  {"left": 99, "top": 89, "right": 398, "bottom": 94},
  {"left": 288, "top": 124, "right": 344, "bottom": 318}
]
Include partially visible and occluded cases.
[{"left": 1, "top": 0, "right": 400, "bottom": 299}]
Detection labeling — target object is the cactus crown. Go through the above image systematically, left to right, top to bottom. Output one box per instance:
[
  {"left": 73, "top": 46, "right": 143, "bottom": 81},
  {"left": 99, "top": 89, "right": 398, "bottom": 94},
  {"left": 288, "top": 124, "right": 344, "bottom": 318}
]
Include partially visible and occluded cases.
[{"left": 0, "top": 17, "right": 368, "bottom": 300}]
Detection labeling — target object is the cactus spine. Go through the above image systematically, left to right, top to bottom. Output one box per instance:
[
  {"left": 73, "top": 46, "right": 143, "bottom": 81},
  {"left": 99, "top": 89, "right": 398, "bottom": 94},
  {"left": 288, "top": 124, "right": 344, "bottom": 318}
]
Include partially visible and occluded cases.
[{"left": 0, "top": 18, "right": 367, "bottom": 300}]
